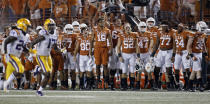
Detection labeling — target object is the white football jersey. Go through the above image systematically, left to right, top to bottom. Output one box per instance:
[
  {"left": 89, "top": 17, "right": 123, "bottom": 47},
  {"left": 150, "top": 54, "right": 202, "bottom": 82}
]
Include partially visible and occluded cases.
[
  {"left": 7, "top": 29, "right": 29, "bottom": 57},
  {"left": 36, "top": 29, "right": 58, "bottom": 56}
]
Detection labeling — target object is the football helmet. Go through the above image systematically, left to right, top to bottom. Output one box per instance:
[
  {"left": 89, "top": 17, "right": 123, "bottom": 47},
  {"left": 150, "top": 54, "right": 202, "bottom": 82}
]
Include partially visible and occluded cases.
[
  {"left": 146, "top": 17, "right": 155, "bottom": 28},
  {"left": 17, "top": 18, "right": 31, "bottom": 32},
  {"left": 44, "top": 18, "right": 56, "bottom": 34},
  {"left": 72, "top": 21, "right": 80, "bottom": 33},
  {"left": 196, "top": 21, "right": 208, "bottom": 33},
  {"left": 138, "top": 22, "right": 147, "bottom": 33},
  {"left": 80, "top": 23, "right": 87, "bottom": 29},
  {"left": 63, "top": 24, "right": 73, "bottom": 34},
  {"left": 36, "top": 26, "right": 43, "bottom": 31},
  {"left": 205, "top": 29, "right": 210, "bottom": 35},
  {"left": 135, "top": 60, "right": 144, "bottom": 72},
  {"left": 145, "top": 62, "right": 155, "bottom": 73}
]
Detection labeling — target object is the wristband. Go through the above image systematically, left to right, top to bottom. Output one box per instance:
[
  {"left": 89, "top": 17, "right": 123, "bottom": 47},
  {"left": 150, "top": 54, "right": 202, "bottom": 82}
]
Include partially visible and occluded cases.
[
  {"left": 118, "top": 53, "right": 122, "bottom": 57},
  {"left": 137, "top": 53, "right": 140, "bottom": 58},
  {"left": 172, "top": 53, "right": 176, "bottom": 57},
  {"left": 189, "top": 53, "right": 194, "bottom": 57},
  {"left": 203, "top": 53, "right": 207, "bottom": 56}
]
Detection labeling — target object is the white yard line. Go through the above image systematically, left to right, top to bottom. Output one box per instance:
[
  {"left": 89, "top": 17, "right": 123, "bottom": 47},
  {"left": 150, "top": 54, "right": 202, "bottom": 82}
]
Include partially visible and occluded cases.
[{"left": 0, "top": 95, "right": 96, "bottom": 98}]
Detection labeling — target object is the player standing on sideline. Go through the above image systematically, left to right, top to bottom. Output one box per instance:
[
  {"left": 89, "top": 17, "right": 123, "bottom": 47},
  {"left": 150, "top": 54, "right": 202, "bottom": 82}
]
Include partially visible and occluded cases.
[
  {"left": 90, "top": 18, "right": 112, "bottom": 89},
  {"left": 151, "top": 21, "right": 176, "bottom": 90},
  {"left": 187, "top": 21, "right": 207, "bottom": 92},
  {"left": 136, "top": 22, "right": 156, "bottom": 90},
  {"left": 74, "top": 23, "right": 93, "bottom": 90},
  {"left": 117, "top": 23, "right": 140, "bottom": 91},
  {"left": 172, "top": 23, "right": 191, "bottom": 90}
]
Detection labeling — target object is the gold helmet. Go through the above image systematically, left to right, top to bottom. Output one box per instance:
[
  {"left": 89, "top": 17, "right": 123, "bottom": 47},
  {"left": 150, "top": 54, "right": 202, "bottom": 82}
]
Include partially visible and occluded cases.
[
  {"left": 17, "top": 18, "right": 31, "bottom": 32},
  {"left": 44, "top": 18, "right": 56, "bottom": 31}
]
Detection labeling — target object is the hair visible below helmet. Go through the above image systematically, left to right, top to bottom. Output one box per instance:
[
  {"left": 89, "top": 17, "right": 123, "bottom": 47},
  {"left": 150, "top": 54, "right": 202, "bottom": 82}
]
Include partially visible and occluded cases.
[
  {"left": 146, "top": 17, "right": 155, "bottom": 28},
  {"left": 44, "top": 18, "right": 56, "bottom": 31},
  {"left": 196, "top": 21, "right": 208, "bottom": 33},
  {"left": 138, "top": 22, "right": 147, "bottom": 32},
  {"left": 63, "top": 24, "right": 74, "bottom": 34}
]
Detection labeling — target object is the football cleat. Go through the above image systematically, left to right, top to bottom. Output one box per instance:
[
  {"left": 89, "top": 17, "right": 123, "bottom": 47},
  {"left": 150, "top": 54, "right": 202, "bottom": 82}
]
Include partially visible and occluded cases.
[{"left": 36, "top": 91, "right": 43, "bottom": 96}]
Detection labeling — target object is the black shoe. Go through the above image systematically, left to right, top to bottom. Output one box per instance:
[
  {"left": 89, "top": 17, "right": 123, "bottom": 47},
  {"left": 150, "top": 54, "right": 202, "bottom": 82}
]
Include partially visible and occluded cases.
[
  {"left": 199, "top": 87, "right": 204, "bottom": 92},
  {"left": 189, "top": 88, "right": 196, "bottom": 92}
]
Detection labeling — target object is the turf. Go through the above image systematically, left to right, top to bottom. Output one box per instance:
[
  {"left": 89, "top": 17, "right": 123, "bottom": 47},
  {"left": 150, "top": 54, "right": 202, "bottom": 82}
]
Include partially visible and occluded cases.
[{"left": 0, "top": 90, "right": 210, "bottom": 104}]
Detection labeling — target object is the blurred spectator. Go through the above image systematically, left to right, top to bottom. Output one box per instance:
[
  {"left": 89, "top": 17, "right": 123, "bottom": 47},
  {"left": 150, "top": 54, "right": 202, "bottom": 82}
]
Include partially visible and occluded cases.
[
  {"left": 8, "top": 0, "right": 28, "bottom": 22},
  {"left": 28, "top": 0, "right": 41, "bottom": 29},
  {"left": 38, "top": 0, "right": 52, "bottom": 24},
  {"left": 53, "top": 0, "right": 68, "bottom": 26},
  {"left": 67, "top": 0, "right": 80, "bottom": 23},
  {"left": 80, "top": 0, "right": 97, "bottom": 25},
  {"left": 149, "top": 0, "right": 160, "bottom": 24},
  {"left": 159, "top": 0, "right": 177, "bottom": 24}
]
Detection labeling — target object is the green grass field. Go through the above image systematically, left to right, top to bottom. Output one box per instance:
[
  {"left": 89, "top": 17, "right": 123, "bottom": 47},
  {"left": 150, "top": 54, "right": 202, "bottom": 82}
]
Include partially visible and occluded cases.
[{"left": 0, "top": 90, "right": 210, "bottom": 104}]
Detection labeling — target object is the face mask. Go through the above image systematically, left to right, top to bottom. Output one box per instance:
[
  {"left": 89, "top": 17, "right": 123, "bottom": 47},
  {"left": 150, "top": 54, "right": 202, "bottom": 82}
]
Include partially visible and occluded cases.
[
  {"left": 101, "top": 3, "right": 106, "bottom": 10},
  {"left": 140, "top": 28, "right": 146, "bottom": 33},
  {"left": 67, "top": 31, "right": 73, "bottom": 34}
]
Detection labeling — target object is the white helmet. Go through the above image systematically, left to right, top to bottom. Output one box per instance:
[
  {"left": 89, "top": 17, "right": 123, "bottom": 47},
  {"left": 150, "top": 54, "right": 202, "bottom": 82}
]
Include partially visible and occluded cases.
[
  {"left": 146, "top": 17, "right": 155, "bottom": 28},
  {"left": 72, "top": 21, "right": 80, "bottom": 33},
  {"left": 196, "top": 21, "right": 208, "bottom": 33},
  {"left": 138, "top": 22, "right": 147, "bottom": 32},
  {"left": 80, "top": 23, "right": 88, "bottom": 29},
  {"left": 63, "top": 24, "right": 74, "bottom": 34},
  {"left": 36, "top": 26, "right": 43, "bottom": 31},
  {"left": 205, "top": 29, "right": 210, "bottom": 35},
  {"left": 135, "top": 60, "right": 144, "bottom": 72},
  {"left": 145, "top": 62, "right": 155, "bottom": 73}
]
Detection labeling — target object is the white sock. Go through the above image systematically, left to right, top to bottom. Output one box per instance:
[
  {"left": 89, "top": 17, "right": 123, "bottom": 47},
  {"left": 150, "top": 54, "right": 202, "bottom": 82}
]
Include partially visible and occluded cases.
[
  {"left": 4, "top": 73, "right": 15, "bottom": 89},
  {"left": 38, "top": 86, "right": 43, "bottom": 91}
]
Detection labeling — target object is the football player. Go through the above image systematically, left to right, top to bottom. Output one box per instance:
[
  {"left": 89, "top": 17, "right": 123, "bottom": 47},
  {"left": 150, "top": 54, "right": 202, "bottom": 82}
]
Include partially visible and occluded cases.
[
  {"left": 146, "top": 17, "right": 161, "bottom": 89},
  {"left": 3, "top": 18, "right": 31, "bottom": 92},
  {"left": 30, "top": 18, "right": 59, "bottom": 96},
  {"left": 90, "top": 18, "right": 112, "bottom": 89},
  {"left": 109, "top": 19, "right": 123, "bottom": 90},
  {"left": 151, "top": 21, "right": 176, "bottom": 90},
  {"left": 187, "top": 21, "right": 208, "bottom": 92},
  {"left": 136, "top": 22, "right": 156, "bottom": 90},
  {"left": 74, "top": 23, "right": 93, "bottom": 90},
  {"left": 117, "top": 23, "right": 140, "bottom": 90},
  {"left": 172, "top": 23, "right": 191, "bottom": 90},
  {"left": 62, "top": 24, "right": 77, "bottom": 90}
]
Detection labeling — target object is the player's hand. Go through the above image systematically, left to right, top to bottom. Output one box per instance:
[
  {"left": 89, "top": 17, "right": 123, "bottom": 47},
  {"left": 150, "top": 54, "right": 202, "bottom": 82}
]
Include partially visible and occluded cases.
[
  {"left": 186, "top": 54, "right": 190, "bottom": 60},
  {"left": 73, "top": 55, "right": 77, "bottom": 62},
  {"left": 171, "top": 56, "right": 175, "bottom": 63},
  {"left": 192, "top": 56, "right": 197, "bottom": 61},
  {"left": 205, "top": 56, "right": 209, "bottom": 62},
  {"left": 119, "top": 57, "right": 124, "bottom": 63},
  {"left": 136, "top": 58, "right": 140, "bottom": 63}
]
